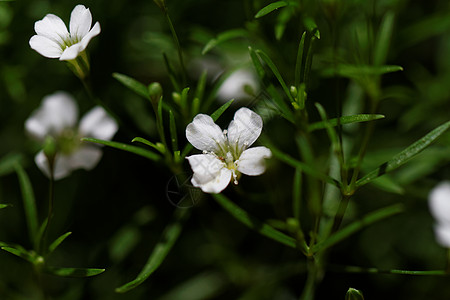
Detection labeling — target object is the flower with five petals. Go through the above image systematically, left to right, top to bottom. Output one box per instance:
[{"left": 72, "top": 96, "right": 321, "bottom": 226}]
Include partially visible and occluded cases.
[
  {"left": 29, "top": 4, "right": 100, "bottom": 61},
  {"left": 25, "top": 91, "right": 118, "bottom": 180},
  {"left": 186, "top": 107, "right": 272, "bottom": 194}
]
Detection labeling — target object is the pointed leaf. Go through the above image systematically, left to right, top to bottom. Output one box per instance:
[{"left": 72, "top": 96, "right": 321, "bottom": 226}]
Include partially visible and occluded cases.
[
  {"left": 255, "top": 1, "right": 288, "bottom": 18},
  {"left": 374, "top": 11, "right": 395, "bottom": 66},
  {"left": 202, "top": 29, "right": 248, "bottom": 55},
  {"left": 256, "top": 49, "right": 295, "bottom": 103},
  {"left": 323, "top": 64, "right": 403, "bottom": 78},
  {"left": 113, "top": 73, "right": 149, "bottom": 99},
  {"left": 308, "top": 114, "right": 385, "bottom": 131},
  {"left": 357, "top": 120, "right": 450, "bottom": 186},
  {"left": 132, "top": 137, "right": 166, "bottom": 154},
  {"left": 82, "top": 138, "right": 162, "bottom": 162},
  {"left": 267, "top": 141, "right": 340, "bottom": 188},
  {"left": 14, "top": 164, "right": 38, "bottom": 247},
  {"left": 212, "top": 194, "right": 297, "bottom": 249},
  {"left": 0, "top": 204, "right": 10, "bottom": 209},
  {"left": 312, "top": 204, "right": 404, "bottom": 253},
  {"left": 116, "top": 209, "right": 189, "bottom": 293},
  {"left": 48, "top": 232, "right": 72, "bottom": 254},
  {"left": 1, "top": 244, "right": 35, "bottom": 263},
  {"left": 44, "top": 266, "right": 105, "bottom": 277}
]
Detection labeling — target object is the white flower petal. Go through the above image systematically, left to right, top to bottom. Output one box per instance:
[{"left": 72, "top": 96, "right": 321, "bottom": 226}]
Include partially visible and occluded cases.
[
  {"left": 69, "top": 5, "right": 92, "bottom": 39},
  {"left": 34, "top": 14, "right": 69, "bottom": 45},
  {"left": 80, "top": 22, "right": 101, "bottom": 50},
  {"left": 29, "top": 35, "right": 63, "bottom": 58},
  {"left": 59, "top": 43, "right": 83, "bottom": 61},
  {"left": 217, "top": 69, "right": 259, "bottom": 102},
  {"left": 25, "top": 92, "right": 78, "bottom": 141},
  {"left": 79, "top": 106, "right": 118, "bottom": 140},
  {"left": 227, "top": 108, "right": 263, "bottom": 153},
  {"left": 186, "top": 114, "right": 226, "bottom": 153},
  {"left": 63, "top": 146, "right": 103, "bottom": 171},
  {"left": 236, "top": 146, "right": 271, "bottom": 176},
  {"left": 38, "top": 147, "right": 103, "bottom": 180},
  {"left": 35, "top": 150, "right": 53, "bottom": 178},
  {"left": 187, "top": 154, "right": 231, "bottom": 193},
  {"left": 429, "top": 181, "right": 450, "bottom": 224},
  {"left": 433, "top": 224, "right": 450, "bottom": 248}
]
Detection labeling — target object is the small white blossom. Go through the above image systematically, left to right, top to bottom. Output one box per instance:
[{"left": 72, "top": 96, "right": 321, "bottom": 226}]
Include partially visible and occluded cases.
[
  {"left": 29, "top": 5, "right": 101, "bottom": 61},
  {"left": 25, "top": 91, "right": 118, "bottom": 180},
  {"left": 186, "top": 107, "right": 271, "bottom": 194},
  {"left": 428, "top": 181, "right": 450, "bottom": 247}
]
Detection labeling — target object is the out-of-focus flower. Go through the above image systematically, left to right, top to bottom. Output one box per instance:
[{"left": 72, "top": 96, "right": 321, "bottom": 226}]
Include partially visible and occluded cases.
[
  {"left": 29, "top": 4, "right": 100, "bottom": 61},
  {"left": 217, "top": 68, "right": 259, "bottom": 103},
  {"left": 25, "top": 91, "right": 118, "bottom": 180},
  {"left": 185, "top": 107, "right": 271, "bottom": 193},
  {"left": 428, "top": 181, "right": 450, "bottom": 247}
]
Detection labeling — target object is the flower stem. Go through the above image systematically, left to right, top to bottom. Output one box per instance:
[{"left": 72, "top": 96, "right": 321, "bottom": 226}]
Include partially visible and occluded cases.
[
  {"left": 164, "top": 12, "right": 187, "bottom": 87},
  {"left": 39, "top": 155, "right": 55, "bottom": 255},
  {"left": 299, "top": 257, "right": 319, "bottom": 300}
]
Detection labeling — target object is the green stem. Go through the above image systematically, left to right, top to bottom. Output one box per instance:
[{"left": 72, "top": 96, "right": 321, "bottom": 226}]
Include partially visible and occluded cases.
[
  {"left": 164, "top": 12, "right": 187, "bottom": 86},
  {"left": 40, "top": 155, "right": 55, "bottom": 255},
  {"left": 299, "top": 258, "right": 318, "bottom": 300}
]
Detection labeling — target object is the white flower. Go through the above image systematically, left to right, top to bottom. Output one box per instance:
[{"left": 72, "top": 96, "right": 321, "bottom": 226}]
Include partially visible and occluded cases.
[
  {"left": 29, "top": 5, "right": 101, "bottom": 61},
  {"left": 217, "top": 69, "right": 259, "bottom": 103},
  {"left": 25, "top": 91, "right": 118, "bottom": 180},
  {"left": 185, "top": 107, "right": 271, "bottom": 194},
  {"left": 428, "top": 181, "right": 450, "bottom": 247}
]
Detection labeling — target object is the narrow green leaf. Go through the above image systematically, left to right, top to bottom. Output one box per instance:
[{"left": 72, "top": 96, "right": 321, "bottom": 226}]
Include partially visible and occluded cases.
[
  {"left": 255, "top": 1, "right": 288, "bottom": 18},
  {"left": 374, "top": 11, "right": 395, "bottom": 66},
  {"left": 202, "top": 29, "right": 248, "bottom": 55},
  {"left": 294, "top": 32, "right": 306, "bottom": 87},
  {"left": 248, "top": 46, "right": 265, "bottom": 79},
  {"left": 256, "top": 49, "right": 295, "bottom": 103},
  {"left": 163, "top": 52, "right": 181, "bottom": 92},
  {"left": 323, "top": 64, "right": 403, "bottom": 78},
  {"left": 112, "top": 73, "right": 149, "bottom": 99},
  {"left": 180, "top": 87, "right": 190, "bottom": 110},
  {"left": 181, "top": 99, "right": 235, "bottom": 158},
  {"left": 210, "top": 99, "right": 234, "bottom": 122},
  {"left": 169, "top": 110, "right": 178, "bottom": 152},
  {"left": 308, "top": 114, "right": 385, "bottom": 132},
  {"left": 356, "top": 120, "right": 450, "bottom": 186},
  {"left": 132, "top": 137, "right": 165, "bottom": 154},
  {"left": 82, "top": 138, "right": 162, "bottom": 162},
  {"left": 267, "top": 142, "right": 340, "bottom": 188},
  {"left": 0, "top": 153, "right": 23, "bottom": 177},
  {"left": 14, "top": 164, "right": 38, "bottom": 247},
  {"left": 213, "top": 194, "right": 297, "bottom": 249},
  {"left": 0, "top": 204, "right": 10, "bottom": 209},
  {"left": 312, "top": 204, "right": 404, "bottom": 253},
  {"left": 116, "top": 209, "right": 189, "bottom": 293},
  {"left": 48, "top": 232, "right": 72, "bottom": 254},
  {"left": 1, "top": 245, "right": 34, "bottom": 263},
  {"left": 339, "top": 265, "right": 449, "bottom": 276},
  {"left": 44, "top": 266, "right": 105, "bottom": 277},
  {"left": 346, "top": 287, "right": 365, "bottom": 300}
]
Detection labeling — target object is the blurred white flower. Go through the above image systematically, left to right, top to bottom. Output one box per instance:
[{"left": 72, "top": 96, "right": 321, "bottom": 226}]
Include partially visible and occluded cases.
[
  {"left": 29, "top": 4, "right": 101, "bottom": 61},
  {"left": 217, "top": 68, "right": 259, "bottom": 103},
  {"left": 25, "top": 91, "right": 118, "bottom": 180},
  {"left": 186, "top": 107, "right": 271, "bottom": 194},
  {"left": 428, "top": 181, "right": 450, "bottom": 247}
]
